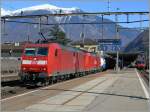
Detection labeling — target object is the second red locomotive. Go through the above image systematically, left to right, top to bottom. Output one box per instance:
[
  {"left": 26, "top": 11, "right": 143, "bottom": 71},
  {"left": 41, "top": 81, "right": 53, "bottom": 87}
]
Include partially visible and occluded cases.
[{"left": 20, "top": 43, "right": 101, "bottom": 85}]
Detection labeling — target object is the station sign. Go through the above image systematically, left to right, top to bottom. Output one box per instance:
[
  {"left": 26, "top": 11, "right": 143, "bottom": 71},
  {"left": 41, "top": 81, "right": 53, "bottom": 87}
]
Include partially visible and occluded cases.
[{"left": 97, "top": 39, "right": 121, "bottom": 52}]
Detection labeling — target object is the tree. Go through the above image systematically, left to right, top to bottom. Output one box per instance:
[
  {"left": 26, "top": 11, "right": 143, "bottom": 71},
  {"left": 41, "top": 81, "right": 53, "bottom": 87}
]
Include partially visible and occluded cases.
[{"left": 48, "top": 25, "right": 71, "bottom": 45}]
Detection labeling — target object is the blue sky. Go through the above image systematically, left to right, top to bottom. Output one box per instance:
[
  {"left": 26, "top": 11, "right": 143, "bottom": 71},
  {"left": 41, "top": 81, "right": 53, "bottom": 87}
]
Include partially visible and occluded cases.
[
  {"left": 1, "top": 0, "right": 149, "bottom": 28},
  {"left": 2, "top": 0, "right": 149, "bottom": 12}
]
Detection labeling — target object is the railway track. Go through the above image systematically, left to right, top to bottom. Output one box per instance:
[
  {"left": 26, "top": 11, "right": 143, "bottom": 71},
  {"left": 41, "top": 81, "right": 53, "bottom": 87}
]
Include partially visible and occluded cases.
[{"left": 1, "top": 79, "right": 38, "bottom": 99}]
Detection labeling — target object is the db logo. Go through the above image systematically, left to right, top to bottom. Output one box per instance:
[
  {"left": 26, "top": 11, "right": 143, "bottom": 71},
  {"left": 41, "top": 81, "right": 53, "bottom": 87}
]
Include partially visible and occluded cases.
[{"left": 31, "top": 60, "right": 37, "bottom": 64}]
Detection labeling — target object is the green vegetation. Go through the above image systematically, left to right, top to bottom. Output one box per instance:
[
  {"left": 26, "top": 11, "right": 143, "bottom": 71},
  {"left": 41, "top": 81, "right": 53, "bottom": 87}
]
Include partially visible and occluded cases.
[{"left": 48, "top": 25, "right": 71, "bottom": 45}]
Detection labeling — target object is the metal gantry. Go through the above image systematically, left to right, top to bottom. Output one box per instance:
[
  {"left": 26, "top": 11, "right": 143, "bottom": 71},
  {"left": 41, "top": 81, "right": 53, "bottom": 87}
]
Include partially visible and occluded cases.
[
  {"left": 107, "top": 0, "right": 110, "bottom": 12},
  {"left": 1, "top": 11, "right": 149, "bottom": 19},
  {"left": 1, "top": 11, "right": 149, "bottom": 42}
]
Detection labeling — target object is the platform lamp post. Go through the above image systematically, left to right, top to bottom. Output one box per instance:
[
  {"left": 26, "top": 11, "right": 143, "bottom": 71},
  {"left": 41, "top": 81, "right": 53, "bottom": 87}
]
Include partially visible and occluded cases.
[{"left": 115, "top": 8, "right": 120, "bottom": 73}]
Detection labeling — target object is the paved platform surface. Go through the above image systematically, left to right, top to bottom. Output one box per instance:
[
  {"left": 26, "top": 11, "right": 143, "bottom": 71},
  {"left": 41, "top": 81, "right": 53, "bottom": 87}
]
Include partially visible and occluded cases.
[{"left": 2, "top": 68, "right": 149, "bottom": 112}]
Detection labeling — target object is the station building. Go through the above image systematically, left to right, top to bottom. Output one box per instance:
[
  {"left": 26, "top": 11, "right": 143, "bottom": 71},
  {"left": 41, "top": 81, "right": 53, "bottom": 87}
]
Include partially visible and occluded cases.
[{"left": 71, "top": 38, "right": 101, "bottom": 55}]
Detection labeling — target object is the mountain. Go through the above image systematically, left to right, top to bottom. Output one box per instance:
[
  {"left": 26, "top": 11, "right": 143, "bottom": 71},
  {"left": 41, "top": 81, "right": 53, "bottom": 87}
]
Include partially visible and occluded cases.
[
  {"left": 1, "top": 4, "right": 140, "bottom": 48},
  {"left": 124, "top": 29, "right": 149, "bottom": 53}
]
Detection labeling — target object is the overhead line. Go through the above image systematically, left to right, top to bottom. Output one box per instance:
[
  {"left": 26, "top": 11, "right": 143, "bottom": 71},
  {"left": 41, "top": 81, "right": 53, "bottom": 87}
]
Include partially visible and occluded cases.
[
  {"left": 1, "top": 11, "right": 149, "bottom": 19},
  {"left": 2, "top": 19, "right": 149, "bottom": 26}
]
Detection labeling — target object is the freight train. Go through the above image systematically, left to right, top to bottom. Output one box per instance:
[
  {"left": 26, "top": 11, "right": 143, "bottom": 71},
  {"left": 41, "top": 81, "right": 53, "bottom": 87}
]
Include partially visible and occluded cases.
[{"left": 19, "top": 43, "right": 102, "bottom": 86}]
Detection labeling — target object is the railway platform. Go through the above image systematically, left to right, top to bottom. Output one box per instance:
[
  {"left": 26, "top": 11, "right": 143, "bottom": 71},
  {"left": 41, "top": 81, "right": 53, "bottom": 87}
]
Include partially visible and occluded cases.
[{"left": 1, "top": 68, "right": 149, "bottom": 112}]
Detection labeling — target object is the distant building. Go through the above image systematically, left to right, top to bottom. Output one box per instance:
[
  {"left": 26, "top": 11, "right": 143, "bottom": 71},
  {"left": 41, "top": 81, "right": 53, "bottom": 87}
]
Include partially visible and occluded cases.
[
  {"left": 72, "top": 38, "right": 100, "bottom": 54},
  {"left": 1, "top": 41, "right": 33, "bottom": 57},
  {"left": 2, "top": 41, "right": 32, "bottom": 52},
  {"left": 15, "top": 42, "right": 20, "bottom": 46}
]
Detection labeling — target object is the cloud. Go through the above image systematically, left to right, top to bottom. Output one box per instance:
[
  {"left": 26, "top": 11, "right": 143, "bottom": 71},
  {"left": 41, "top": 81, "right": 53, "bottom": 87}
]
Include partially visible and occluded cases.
[{"left": 1, "top": 8, "right": 12, "bottom": 16}]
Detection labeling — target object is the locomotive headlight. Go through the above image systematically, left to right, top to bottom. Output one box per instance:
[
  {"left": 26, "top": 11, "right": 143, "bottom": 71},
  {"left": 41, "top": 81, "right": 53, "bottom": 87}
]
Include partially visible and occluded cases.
[
  {"left": 37, "top": 60, "right": 47, "bottom": 65},
  {"left": 23, "top": 67, "right": 26, "bottom": 70},
  {"left": 43, "top": 68, "right": 47, "bottom": 71}
]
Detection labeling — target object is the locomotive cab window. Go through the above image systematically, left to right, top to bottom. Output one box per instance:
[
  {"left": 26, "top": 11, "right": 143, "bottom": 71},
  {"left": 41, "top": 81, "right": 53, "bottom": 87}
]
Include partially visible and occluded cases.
[
  {"left": 24, "top": 47, "right": 48, "bottom": 56},
  {"left": 37, "top": 47, "right": 48, "bottom": 56},
  {"left": 25, "top": 48, "right": 36, "bottom": 56}
]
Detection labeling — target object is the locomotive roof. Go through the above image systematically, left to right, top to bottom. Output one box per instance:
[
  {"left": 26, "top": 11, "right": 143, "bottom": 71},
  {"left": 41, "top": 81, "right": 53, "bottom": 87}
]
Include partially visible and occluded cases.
[
  {"left": 24, "top": 43, "right": 98, "bottom": 55},
  {"left": 24, "top": 43, "right": 49, "bottom": 47},
  {"left": 59, "top": 44, "right": 87, "bottom": 53},
  {"left": 61, "top": 45, "right": 98, "bottom": 56}
]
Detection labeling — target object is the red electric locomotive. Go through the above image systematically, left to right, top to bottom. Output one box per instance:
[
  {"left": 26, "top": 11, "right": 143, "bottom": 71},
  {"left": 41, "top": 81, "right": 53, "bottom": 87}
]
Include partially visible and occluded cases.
[
  {"left": 20, "top": 43, "right": 101, "bottom": 85},
  {"left": 135, "top": 61, "right": 146, "bottom": 70}
]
